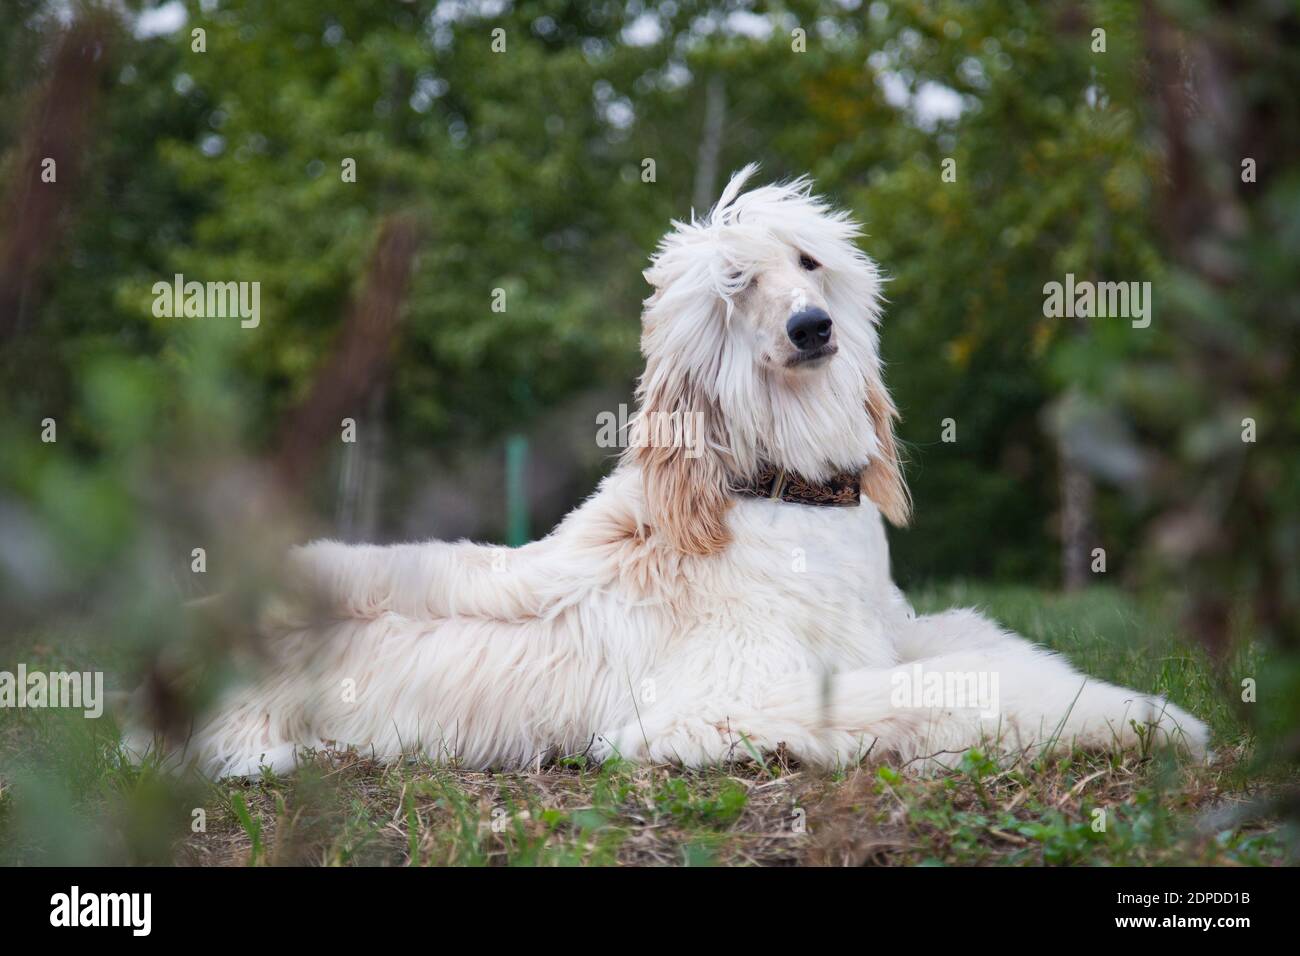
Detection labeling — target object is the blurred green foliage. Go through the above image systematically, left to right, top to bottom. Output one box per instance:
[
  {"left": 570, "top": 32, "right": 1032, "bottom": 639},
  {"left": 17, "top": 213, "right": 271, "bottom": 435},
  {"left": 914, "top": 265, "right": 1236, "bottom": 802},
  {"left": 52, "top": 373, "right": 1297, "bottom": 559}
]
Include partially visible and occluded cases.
[{"left": 3, "top": 0, "right": 1182, "bottom": 585}]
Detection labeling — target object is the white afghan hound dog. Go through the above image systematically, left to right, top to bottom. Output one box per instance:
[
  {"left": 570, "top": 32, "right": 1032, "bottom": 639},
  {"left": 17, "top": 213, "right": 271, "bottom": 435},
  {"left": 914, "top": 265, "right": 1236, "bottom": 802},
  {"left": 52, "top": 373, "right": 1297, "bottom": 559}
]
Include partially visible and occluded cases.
[{"left": 132, "top": 165, "right": 1208, "bottom": 778}]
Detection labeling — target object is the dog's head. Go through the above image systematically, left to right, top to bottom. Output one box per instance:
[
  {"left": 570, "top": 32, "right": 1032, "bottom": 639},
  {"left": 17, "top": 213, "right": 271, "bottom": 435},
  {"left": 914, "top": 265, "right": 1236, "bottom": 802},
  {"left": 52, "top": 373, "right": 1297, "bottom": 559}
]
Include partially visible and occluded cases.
[{"left": 628, "top": 164, "right": 908, "bottom": 555}]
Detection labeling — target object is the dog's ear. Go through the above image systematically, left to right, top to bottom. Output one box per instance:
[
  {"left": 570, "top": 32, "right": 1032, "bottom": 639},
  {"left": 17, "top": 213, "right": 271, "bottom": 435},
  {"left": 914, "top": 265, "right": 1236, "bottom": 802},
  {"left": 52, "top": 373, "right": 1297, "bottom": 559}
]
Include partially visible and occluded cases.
[
  {"left": 861, "top": 366, "right": 910, "bottom": 526},
  {"left": 628, "top": 371, "right": 733, "bottom": 556}
]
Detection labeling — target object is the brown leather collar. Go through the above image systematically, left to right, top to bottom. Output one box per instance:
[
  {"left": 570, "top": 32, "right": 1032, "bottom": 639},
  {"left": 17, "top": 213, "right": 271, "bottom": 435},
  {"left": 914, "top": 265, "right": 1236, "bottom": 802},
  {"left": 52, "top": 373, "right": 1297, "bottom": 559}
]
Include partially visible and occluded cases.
[{"left": 734, "top": 464, "right": 861, "bottom": 507}]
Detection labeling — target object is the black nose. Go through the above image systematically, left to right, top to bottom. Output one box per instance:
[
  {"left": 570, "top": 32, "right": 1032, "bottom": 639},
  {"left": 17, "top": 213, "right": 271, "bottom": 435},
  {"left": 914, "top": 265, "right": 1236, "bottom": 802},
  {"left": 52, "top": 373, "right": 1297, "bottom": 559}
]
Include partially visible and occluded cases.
[{"left": 787, "top": 308, "right": 833, "bottom": 351}]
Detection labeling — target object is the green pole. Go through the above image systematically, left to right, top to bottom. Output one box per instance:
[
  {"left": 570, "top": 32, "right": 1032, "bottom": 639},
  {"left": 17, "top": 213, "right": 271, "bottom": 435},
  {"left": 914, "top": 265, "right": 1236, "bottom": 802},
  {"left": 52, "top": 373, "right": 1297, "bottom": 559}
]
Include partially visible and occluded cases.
[{"left": 505, "top": 432, "right": 529, "bottom": 546}]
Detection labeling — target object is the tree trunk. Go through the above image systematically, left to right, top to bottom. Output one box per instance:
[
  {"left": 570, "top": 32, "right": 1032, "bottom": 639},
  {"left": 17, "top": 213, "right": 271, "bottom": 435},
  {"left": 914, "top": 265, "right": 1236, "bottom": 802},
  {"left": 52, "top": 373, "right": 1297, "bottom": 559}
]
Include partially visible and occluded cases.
[
  {"left": 692, "top": 74, "right": 727, "bottom": 214},
  {"left": 336, "top": 388, "right": 385, "bottom": 542},
  {"left": 1059, "top": 448, "right": 1095, "bottom": 591}
]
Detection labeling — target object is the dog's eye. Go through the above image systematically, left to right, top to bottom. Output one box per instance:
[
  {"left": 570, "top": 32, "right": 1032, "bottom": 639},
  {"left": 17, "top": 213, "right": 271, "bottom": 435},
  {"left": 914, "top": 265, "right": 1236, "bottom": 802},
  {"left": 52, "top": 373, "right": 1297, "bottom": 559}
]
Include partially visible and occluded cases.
[{"left": 799, "top": 253, "right": 821, "bottom": 271}]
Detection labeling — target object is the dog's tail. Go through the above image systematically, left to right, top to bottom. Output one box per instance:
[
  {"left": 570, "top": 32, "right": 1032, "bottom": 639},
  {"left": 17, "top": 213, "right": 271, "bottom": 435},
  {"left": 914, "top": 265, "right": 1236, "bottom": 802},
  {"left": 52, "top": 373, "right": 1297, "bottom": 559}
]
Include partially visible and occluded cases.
[{"left": 282, "top": 537, "right": 562, "bottom": 624}]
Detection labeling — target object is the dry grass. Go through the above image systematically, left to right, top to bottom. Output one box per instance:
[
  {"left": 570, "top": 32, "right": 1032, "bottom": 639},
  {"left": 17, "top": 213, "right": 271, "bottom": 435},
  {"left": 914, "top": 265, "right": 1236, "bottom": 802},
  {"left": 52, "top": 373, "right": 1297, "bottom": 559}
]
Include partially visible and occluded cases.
[{"left": 169, "top": 743, "right": 1289, "bottom": 867}]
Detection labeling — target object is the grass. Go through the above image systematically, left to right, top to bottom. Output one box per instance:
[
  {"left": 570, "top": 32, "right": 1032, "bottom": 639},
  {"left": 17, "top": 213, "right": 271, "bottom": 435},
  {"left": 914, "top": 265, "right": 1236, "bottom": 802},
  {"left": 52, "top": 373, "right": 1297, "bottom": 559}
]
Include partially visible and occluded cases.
[{"left": 0, "top": 584, "right": 1294, "bottom": 866}]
